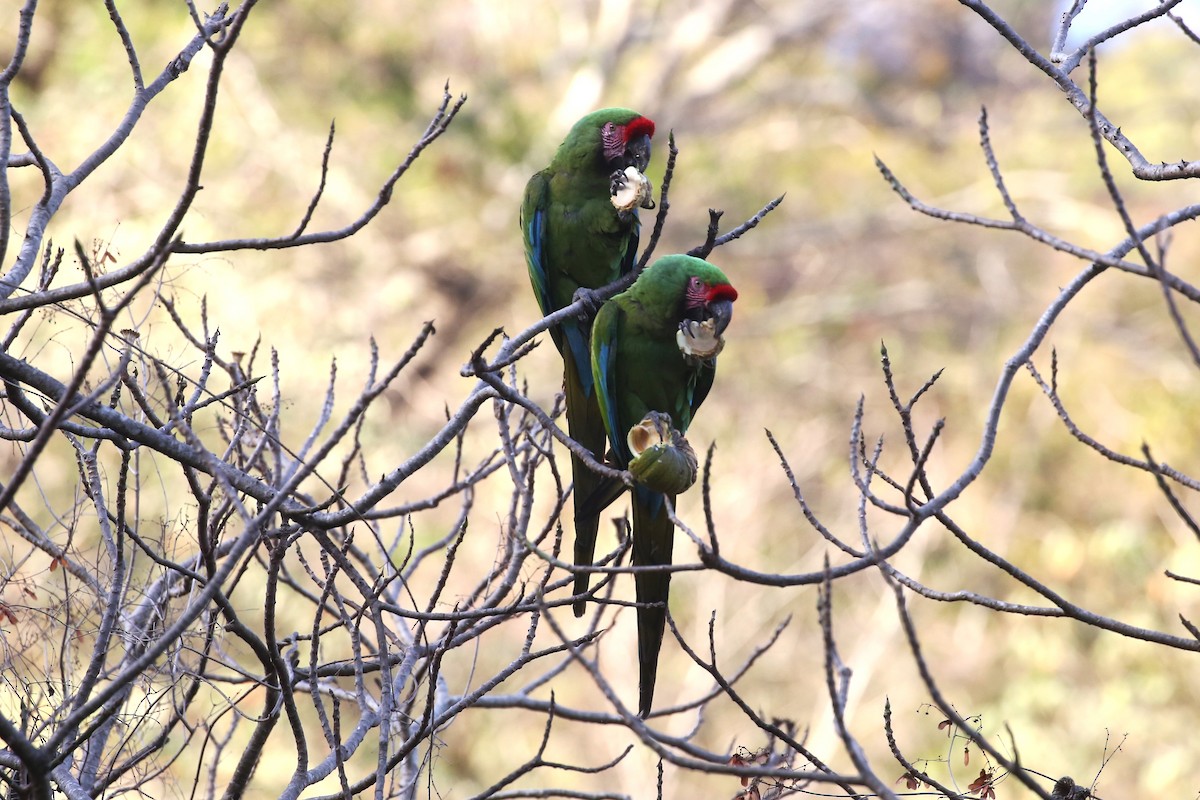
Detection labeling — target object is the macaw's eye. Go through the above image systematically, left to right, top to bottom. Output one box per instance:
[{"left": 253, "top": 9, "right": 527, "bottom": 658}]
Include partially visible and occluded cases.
[{"left": 684, "top": 276, "right": 707, "bottom": 306}]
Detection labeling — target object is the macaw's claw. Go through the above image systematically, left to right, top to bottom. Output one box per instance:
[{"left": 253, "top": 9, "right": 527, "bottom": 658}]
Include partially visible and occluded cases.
[
  {"left": 610, "top": 168, "right": 627, "bottom": 195},
  {"left": 572, "top": 286, "right": 605, "bottom": 320}
]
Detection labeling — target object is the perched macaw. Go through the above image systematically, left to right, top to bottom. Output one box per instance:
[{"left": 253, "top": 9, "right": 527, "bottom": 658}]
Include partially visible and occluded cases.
[
  {"left": 521, "top": 108, "right": 656, "bottom": 617},
  {"left": 589, "top": 254, "right": 737, "bottom": 717}
]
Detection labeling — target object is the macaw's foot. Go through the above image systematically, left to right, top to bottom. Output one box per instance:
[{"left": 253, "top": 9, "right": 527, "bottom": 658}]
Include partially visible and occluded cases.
[
  {"left": 610, "top": 167, "right": 654, "bottom": 215},
  {"left": 572, "top": 286, "right": 604, "bottom": 320},
  {"left": 677, "top": 317, "right": 726, "bottom": 362}
]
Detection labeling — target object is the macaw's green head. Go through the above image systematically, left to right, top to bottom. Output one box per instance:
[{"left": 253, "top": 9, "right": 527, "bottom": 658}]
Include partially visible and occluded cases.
[
  {"left": 562, "top": 108, "right": 656, "bottom": 173},
  {"left": 641, "top": 253, "right": 737, "bottom": 334},
  {"left": 625, "top": 255, "right": 738, "bottom": 361},
  {"left": 679, "top": 263, "right": 737, "bottom": 340}
]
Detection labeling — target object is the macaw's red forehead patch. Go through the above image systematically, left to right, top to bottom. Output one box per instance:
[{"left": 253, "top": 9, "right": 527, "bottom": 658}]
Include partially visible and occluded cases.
[
  {"left": 625, "top": 116, "right": 656, "bottom": 141},
  {"left": 707, "top": 282, "right": 738, "bottom": 303}
]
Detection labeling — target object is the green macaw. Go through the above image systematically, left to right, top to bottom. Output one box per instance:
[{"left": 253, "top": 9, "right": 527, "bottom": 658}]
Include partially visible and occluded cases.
[
  {"left": 521, "top": 108, "right": 656, "bottom": 617},
  {"left": 589, "top": 254, "right": 737, "bottom": 717}
]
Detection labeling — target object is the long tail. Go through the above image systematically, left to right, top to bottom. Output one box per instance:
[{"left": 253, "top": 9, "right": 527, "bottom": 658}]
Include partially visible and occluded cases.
[
  {"left": 564, "top": 348, "right": 610, "bottom": 617},
  {"left": 632, "top": 486, "right": 674, "bottom": 718}
]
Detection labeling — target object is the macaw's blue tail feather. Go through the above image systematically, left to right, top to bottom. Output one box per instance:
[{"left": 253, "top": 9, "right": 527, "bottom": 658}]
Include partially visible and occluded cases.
[{"left": 632, "top": 485, "right": 673, "bottom": 717}]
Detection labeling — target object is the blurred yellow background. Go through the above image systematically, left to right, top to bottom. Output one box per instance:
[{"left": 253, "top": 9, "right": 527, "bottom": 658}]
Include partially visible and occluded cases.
[{"left": 6, "top": 0, "right": 1200, "bottom": 796}]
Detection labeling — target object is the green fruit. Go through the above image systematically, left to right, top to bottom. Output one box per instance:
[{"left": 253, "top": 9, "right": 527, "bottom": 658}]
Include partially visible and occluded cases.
[{"left": 627, "top": 412, "right": 698, "bottom": 494}]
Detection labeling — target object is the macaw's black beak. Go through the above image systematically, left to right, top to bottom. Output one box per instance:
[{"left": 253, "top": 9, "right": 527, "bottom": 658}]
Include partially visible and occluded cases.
[
  {"left": 625, "top": 133, "right": 652, "bottom": 172},
  {"left": 708, "top": 298, "right": 735, "bottom": 337}
]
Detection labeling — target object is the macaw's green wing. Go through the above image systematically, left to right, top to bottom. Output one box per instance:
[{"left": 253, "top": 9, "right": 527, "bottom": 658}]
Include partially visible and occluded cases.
[
  {"left": 521, "top": 170, "right": 562, "bottom": 352},
  {"left": 524, "top": 170, "right": 599, "bottom": 399},
  {"left": 577, "top": 298, "right": 631, "bottom": 505},
  {"left": 576, "top": 300, "right": 628, "bottom": 523},
  {"left": 590, "top": 300, "right": 631, "bottom": 466},
  {"left": 632, "top": 484, "right": 672, "bottom": 718}
]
